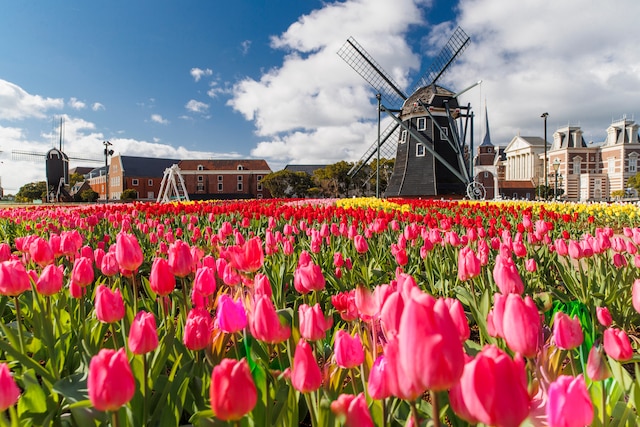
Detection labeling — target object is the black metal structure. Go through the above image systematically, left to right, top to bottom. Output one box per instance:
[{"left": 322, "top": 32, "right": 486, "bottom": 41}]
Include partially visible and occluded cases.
[{"left": 338, "top": 27, "right": 480, "bottom": 198}]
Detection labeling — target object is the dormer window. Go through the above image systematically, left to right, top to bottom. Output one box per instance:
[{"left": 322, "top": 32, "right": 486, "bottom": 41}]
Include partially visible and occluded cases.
[
  {"left": 197, "top": 164, "right": 204, "bottom": 171},
  {"left": 237, "top": 165, "right": 244, "bottom": 171}
]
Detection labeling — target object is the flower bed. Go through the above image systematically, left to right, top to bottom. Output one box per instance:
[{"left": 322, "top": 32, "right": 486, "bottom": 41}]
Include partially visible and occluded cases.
[{"left": 0, "top": 198, "right": 639, "bottom": 426}]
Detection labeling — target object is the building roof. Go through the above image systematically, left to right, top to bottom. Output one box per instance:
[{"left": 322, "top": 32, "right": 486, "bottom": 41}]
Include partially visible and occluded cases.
[
  {"left": 480, "top": 105, "right": 493, "bottom": 147},
  {"left": 119, "top": 156, "right": 179, "bottom": 177},
  {"left": 179, "top": 159, "right": 271, "bottom": 171},
  {"left": 284, "top": 164, "right": 328, "bottom": 175},
  {"left": 69, "top": 166, "right": 94, "bottom": 176}
]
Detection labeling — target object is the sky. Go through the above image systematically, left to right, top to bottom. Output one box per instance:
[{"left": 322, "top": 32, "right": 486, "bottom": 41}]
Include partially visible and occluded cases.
[{"left": 1, "top": 0, "right": 639, "bottom": 194}]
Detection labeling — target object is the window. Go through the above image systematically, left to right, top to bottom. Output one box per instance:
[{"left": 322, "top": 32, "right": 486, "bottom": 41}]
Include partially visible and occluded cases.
[
  {"left": 417, "top": 117, "right": 426, "bottom": 131},
  {"left": 440, "top": 127, "right": 448, "bottom": 140},
  {"left": 400, "top": 130, "right": 407, "bottom": 144},
  {"left": 416, "top": 143, "right": 425, "bottom": 157},
  {"left": 488, "top": 147, "right": 493, "bottom": 153},
  {"left": 629, "top": 155, "right": 638, "bottom": 173},
  {"left": 608, "top": 158, "right": 615, "bottom": 173},
  {"left": 572, "top": 160, "right": 581, "bottom": 175},
  {"left": 197, "top": 164, "right": 204, "bottom": 171},
  {"left": 237, "top": 165, "right": 244, "bottom": 170},
  {"left": 484, "top": 171, "right": 489, "bottom": 178},
  {"left": 197, "top": 175, "right": 203, "bottom": 182},
  {"left": 218, "top": 175, "right": 223, "bottom": 181},
  {"left": 238, "top": 175, "right": 243, "bottom": 181},
  {"left": 257, "top": 175, "right": 263, "bottom": 191},
  {"left": 132, "top": 179, "right": 139, "bottom": 186},
  {"left": 148, "top": 179, "right": 153, "bottom": 186},
  {"left": 218, "top": 182, "right": 223, "bottom": 192},
  {"left": 237, "top": 182, "right": 243, "bottom": 192},
  {"left": 197, "top": 183, "right": 204, "bottom": 192},
  {"left": 147, "top": 192, "right": 154, "bottom": 199},
  {"left": 257, "top": 193, "right": 263, "bottom": 199}
]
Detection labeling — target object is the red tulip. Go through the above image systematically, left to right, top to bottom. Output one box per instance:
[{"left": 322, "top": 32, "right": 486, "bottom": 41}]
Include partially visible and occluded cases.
[
  {"left": 60, "top": 230, "right": 82, "bottom": 256},
  {"left": 115, "top": 231, "right": 143, "bottom": 273},
  {"left": 353, "top": 235, "right": 369, "bottom": 253},
  {"left": 29, "top": 236, "right": 54, "bottom": 267},
  {"left": 222, "top": 236, "right": 264, "bottom": 273},
  {"left": 168, "top": 240, "right": 193, "bottom": 278},
  {"left": 0, "top": 243, "right": 12, "bottom": 262},
  {"left": 457, "top": 245, "right": 481, "bottom": 281},
  {"left": 100, "top": 252, "right": 120, "bottom": 277},
  {"left": 492, "top": 253, "right": 524, "bottom": 294},
  {"left": 71, "top": 256, "right": 94, "bottom": 288},
  {"left": 149, "top": 257, "right": 176, "bottom": 296},
  {"left": 525, "top": 258, "right": 537, "bottom": 272},
  {"left": 0, "top": 260, "right": 31, "bottom": 296},
  {"left": 293, "top": 260, "right": 326, "bottom": 294},
  {"left": 36, "top": 264, "right": 64, "bottom": 296},
  {"left": 193, "top": 266, "right": 216, "bottom": 297},
  {"left": 253, "top": 273, "right": 272, "bottom": 298},
  {"left": 632, "top": 279, "right": 640, "bottom": 315},
  {"left": 94, "top": 285, "right": 125, "bottom": 324},
  {"left": 397, "top": 289, "right": 464, "bottom": 393},
  {"left": 331, "top": 290, "right": 358, "bottom": 322},
  {"left": 379, "top": 290, "right": 404, "bottom": 338},
  {"left": 216, "top": 294, "right": 247, "bottom": 333},
  {"left": 502, "top": 294, "right": 541, "bottom": 358},
  {"left": 249, "top": 295, "right": 290, "bottom": 344},
  {"left": 442, "top": 297, "right": 470, "bottom": 342},
  {"left": 298, "top": 303, "right": 332, "bottom": 341},
  {"left": 596, "top": 306, "right": 613, "bottom": 327},
  {"left": 183, "top": 308, "right": 213, "bottom": 351},
  {"left": 128, "top": 310, "right": 158, "bottom": 355},
  {"left": 553, "top": 311, "right": 583, "bottom": 350},
  {"left": 603, "top": 327, "right": 633, "bottom": 361},
  {"left": 334, "top": 330, "right": 364, "bottom": 369},
  {"left": 290, "top": 339, "right": 322, "bottom": 393},
  {"left": 449, "top": 345, "right": 530, "bottom": 427},
  {"left": 586, "top": 345, "right": 611, "bottom": 381},
  {"left": 88, "top": 348, "right": 135, "bottom": 411},
  {"left": 367, "top": 355, "right": 393, "bottom": 400},
  {"left": 210, "top": 358, "right": 257, "bottom": 421},
  {"left": 0, "top": 363, "right": 20, "bottom": 411},
  {"left": 546, "top": 375, "right": 593, "bottom": 427},
  {"left": 330, "top": 393, "right": 374, "bottom": 427}
]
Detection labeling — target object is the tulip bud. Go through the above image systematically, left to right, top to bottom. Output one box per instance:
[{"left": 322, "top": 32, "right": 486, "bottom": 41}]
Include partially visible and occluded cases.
[
  {"left": 115, "top": 231, "right": 144, "bottom": 273},
  {"left": 149, "top": 257, "right": 176, "bottom": 296},
  {"left": 0, "top": 260, "right": 32, "bottom": 296},
  {"left": 36, "top": 264, "right": 64, "bottom": 296},
  {"left": 94, "top": 285, "right": 125, "bottom": 324},
  {"left": 216, "top": 294, "right": 247, "bottom": 334},
  {"left": 298, "top": 303, "right": 332, "bottom": 341},
  {"left": 596, "top": 306, "right": 613, "bottom": 327},
  {"left": 183, "top": 308, "right": 213, "bottom": 351},
  {"left": 128, "top": 310, "right": 159, "bottom": 355},
  {"left": 552, "top": 312, "right": 583, "bottom": 350},
  {"left": 603, "top": 327, "right": 633, "bottom": 361},
  {"left": 334, "top": 330, "right": 365, "bottom": 369},
  {"left": 291, "top": 339, "right": 322, "bottom": 393},
  {"left": 586, "top": 345, "right": 611, "bottom": 382},
  {"left": 88, "top": 348, "right": 135, "bottom": 411},
  {"left": 210, "top": 358, "right": 257, "bottom": 421},
  {"left": 0, "top": 363, "right": 20, "bottom": 411},
  {"left": 546, "top": 375, "right": 593, "bottom": 427},
  {"left": 330, "top": 393, "right": 374, "bottom": 427}
]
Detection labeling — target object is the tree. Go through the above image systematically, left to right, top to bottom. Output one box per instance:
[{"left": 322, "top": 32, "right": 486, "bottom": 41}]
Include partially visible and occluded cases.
[
  {"left": 367, "top": 158, "right": 395, "bottom": 195},
  {"left": 313, "top": 161, "right": 353, "bottom": 198},
  {"left": 261, "top": 170, "right": 314, "bottom": 198},
  {"left": 69, "top": 173, "right": 85, "bottom": 188},
  {"left": 627, "top": 173, "right": 640, "bottom": 192},
  {"left": 16, "top": 181, "right": 47, "bottom": 202},
  {"left": 80, "top": 189, "right": 99, "bottom": 202},
  {"left": 121, "top": 189, "right": 138, "bottom": 201}
]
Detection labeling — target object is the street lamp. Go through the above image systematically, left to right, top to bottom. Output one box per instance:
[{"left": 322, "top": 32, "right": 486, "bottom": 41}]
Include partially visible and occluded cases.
[
  {"left": 541, "top": 112, "right": 549, "bottom": 191},
  {"left": 103, "top": 141, "right": 114, "bottom": 202},
  {"left": 552, "top": 158, "right": 560, "bottom": 200}
]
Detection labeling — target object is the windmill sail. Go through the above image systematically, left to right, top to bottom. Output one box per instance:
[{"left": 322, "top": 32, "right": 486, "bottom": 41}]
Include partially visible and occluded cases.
[{"left": 413, "top": 27, "right": 470, "bottom": 90}]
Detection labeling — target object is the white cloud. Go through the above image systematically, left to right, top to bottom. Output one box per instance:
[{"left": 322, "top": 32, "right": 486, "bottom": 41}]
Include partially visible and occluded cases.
[
  {"left": 230, "top": 0, "right": 640, "bottom": 170},
  {"left": 241, "top": 40, "right": 251, "bottom": 55},
  {"left": 190, "top": 67, "right": 213, "bottom": 82},
  {"left": 0, "top": 79, "right": 63, "bottom": 120},
  {"left": 69, "top": 97, "right": 86, "bottom": 110},
  {"left": 185, "top": 99, "right": 209, "bottom": 114},
  {"left": 92, "top": 102, "right": 105, "bottom": 111},
  {"left": 150, "top": 114, "right": 169, "bottom": 125}
]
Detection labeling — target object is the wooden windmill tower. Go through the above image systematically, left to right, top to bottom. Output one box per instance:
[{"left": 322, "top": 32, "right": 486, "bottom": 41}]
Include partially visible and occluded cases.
[{"left": 339, "top": 27, "right": 484, "bottom": 198}]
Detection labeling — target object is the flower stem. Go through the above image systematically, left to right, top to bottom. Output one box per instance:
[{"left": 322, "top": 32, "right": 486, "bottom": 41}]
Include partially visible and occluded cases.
[
  {"left": 14, "top": 296, "right": 24, "bottom": 354},
  {"left": 143, "top": 354, "right": 149, "bottom": 426},
  {"left": 602, "top": 379, "right": 608, "bottom": 427},
  {"left": 431, "top": 390, "right": 441, "bottom": 427},
  {"left": 410, "top": 400, "right": 420, "bottom": 427},
  {"left": 111, "top": 410, "right": 121, "bottom": 427}
]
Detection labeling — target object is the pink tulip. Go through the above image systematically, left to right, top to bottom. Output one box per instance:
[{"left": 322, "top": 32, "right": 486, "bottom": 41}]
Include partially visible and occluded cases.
[
  {"left": 60, "top": 230, "right": 83, "bottom": 256},
  {"left": 115, "top": 231, "right": 143, "bottom": 273},
  {"left": 353, "top": 234, "right": 369, "bottom": 254},
  {"left": 29, "top": 236, "right": 54, "bottom": 267},
  {"left": 222, "top": 236, "right": 264, "bottom": 273},
  {"left": 554, "top": 238, "right": 569, "bottom": 256},
  {"left": 168, "top": 240, "right": 193, "bottom": 278},
  {"left": 0, "top": 243, "right": 12, "bottom": 262},
  {"left": 457, "top": 246, "right": 481, "bottom": 281},
  {"left": 100, "top": 252, "right": 119, "bottom": 277},
  {"left": 492, "top": 253, "right": 524, "bottom": 294},
  {"left": 613, "top": 253, "right": 627, "bottom": 268},
  {"left": 71, "top": 256, "right": 94, "bottom": 288},
  {"left": 149, "top": 257, "right": 176, "bottom": 296},
  {"left": 525, "top": 258, "right": 537, "bottom": 272},
  {"left": 0, "top": 260, "right": 32, "bottom": 296},
  {"left": 293, "top": 260, "right": 326, "bottom": 294},
  {"left": 36, "top": 264, "right": 64, "bottom": 296},
  {"left": 193, "top": 266, "right": 216, "bottom": 297},
  {"left": 253, "top": 273, "right": 272, "bottom": 298},
  {"left": 632, "top": 279, "right": 640, "bottom": 315},
  {"left": 94, "top": 285, "right": 125, "bottom": 324},
  {"left": 354, "top": 285, "right": 378, "bottom": 321},
  {"left": 397, "top": 290, "right": 464, "bottom": 394},
  {"left": 379, "top": 291, "right": 404, "bottom": 338},
  {"left": 216, "top": 294, "right": 247, "bottom": 333},
  {"left": 502, "top": 294, "right": 541, "bottom": 358},
  {"left": 249, "top": 295, "right": 290, "bottom": 344},
  {"left": 442, "top": 297, "right": 470, "bottom": 342},
  {"left": 298, "top": 303, "right": 332, "bottom": 341},
  {"left": 596, "top": 306, "right": 613, "bottom": 327},
  {"left": 183, "top": 308, "right": 213, "bottom": 351},
  {"left": 128, "top": 311, "right": 158, "bottom": 355},
  {"left": 553, "top": 311, "right": 583, "bottom": 350},
  {"left": 603, "top": 327, "right": 633, "bottom": 361},
  {"left": 334, "top": 330, "right": 365, "bottom": 369},
  {"left": 290, "top": 339, "right": 322, "bottom": 393},
  {"left": 449, "top": 345, "right": 530, "bottom": 427},
  {"left": 586, "top": 345, "right": 611, "bottom": 381},
  {"left": 88, "top": 348, "right": 135, "bottom": 411},
  {"left": 367, "top": 355, "right": 393, "bottom": 400},
  {"left": 210, "top": 358, "right": 257, "bottom": 421},
  {"left": 0, "top": 363, "right": 20, "bottom": 411},
  {"left": 547, "top": 375, "right": 593, "bottom": 427},
  {"left": 330, "top": 393, "right": 374, "bottom": 427}
]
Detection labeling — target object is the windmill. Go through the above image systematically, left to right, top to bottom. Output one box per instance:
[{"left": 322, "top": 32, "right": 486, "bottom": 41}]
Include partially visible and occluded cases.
[
  {"left": 338, "top": 27, "right": 484, "bottom": 199},
  {"left": 11, "top": 117, "right": 103, "bottom": 202}
]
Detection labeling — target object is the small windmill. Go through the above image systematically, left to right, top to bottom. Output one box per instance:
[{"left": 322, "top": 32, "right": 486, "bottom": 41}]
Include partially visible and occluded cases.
[
  {"left": 338, "top": 27, "right": 484, "bottom": 198},
  {"left": 12, "top": 117, "right": 102, "bottom": 202}
]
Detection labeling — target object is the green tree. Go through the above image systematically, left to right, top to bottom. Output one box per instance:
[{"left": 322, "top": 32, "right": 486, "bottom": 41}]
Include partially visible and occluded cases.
[
  {"left": 367, "top": 157, "right": 395, "bottom": 195},
  {"left": 313, "top": 161, "right": 353, "bottom": 198},
  {"left": 260, "top": 170, "right": 314, "bottom": 198},
  {"left": 69, "top": 173, "right": 85, "bottom": 188},
  {"left": 627, "top": 173, "right": 640, "bottom": 192},
  {"left": 16, "top": 181, "right": 47, "bottom": 202},
  {"left": 80, "top": 189, "right": 99, "bottom": 202},
  {"left": 121, "top": 189, "right": 138, "bottom": 201}
]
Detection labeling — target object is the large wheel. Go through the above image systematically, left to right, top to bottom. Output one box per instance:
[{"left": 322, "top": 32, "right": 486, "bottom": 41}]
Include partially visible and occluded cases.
[{"left": 466, "top": 181, "right": 486, "bottom": 200}]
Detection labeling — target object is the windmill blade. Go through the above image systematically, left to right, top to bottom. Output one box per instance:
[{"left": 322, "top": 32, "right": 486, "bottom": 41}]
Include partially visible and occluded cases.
[
  {"left": 413, "top": 27, "right": 470, "bottom": 90},
  {"left": 338, "top": 37, "right": 407, "bottom": 107},
  {"left": 348, "top": 122, "right": 400, "bottom": 177},
  {"left": 12, "top": 150, "right": 46, "bottom": 161},
  {"left": 65, "top": 152, "right": 103, "bottom": 163}
]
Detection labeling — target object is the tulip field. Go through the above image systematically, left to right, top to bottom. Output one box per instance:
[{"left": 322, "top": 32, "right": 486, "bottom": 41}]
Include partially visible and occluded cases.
[{"left": 2, "top": 197, "right": 640, "bottom": 427}]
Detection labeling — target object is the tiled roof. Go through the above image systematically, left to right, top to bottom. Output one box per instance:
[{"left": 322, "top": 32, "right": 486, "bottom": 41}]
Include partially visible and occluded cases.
[
  {"left": 120, "top": 156, "right": 179, "bottom": 177},
  {"left": 179, "top": 159, "right": 271, "bottom": 171},
  {"left": 284, "top": 164, "right": 327, "bottom": 175}
]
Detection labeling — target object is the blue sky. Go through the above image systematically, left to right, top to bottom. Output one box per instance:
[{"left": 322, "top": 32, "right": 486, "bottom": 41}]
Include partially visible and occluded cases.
[{"left": 1, "top": 0, "right": 639, "bottom": 193}]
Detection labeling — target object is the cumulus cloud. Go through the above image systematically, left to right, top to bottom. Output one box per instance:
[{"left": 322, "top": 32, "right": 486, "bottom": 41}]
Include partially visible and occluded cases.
[
  {"left": 240, "top": 40, "right": 251, "bottom": 55},
  {"left": 190, "top": 67, "right": 213, "bottom": 82},
  {"left": 0, "top": 79, "right": 63, "bottom": 120},
  {"left": 68, "top": 97, "right": 86, "bottom": 110},
  {"left": 185, "top": 99, "right": 209, "bottom": 114},
  {"left": 92, "top": 102, "right": 105, "bottom": 111},
  {"left": 150, "top": 114, "right": 169, "bottom": 125}
]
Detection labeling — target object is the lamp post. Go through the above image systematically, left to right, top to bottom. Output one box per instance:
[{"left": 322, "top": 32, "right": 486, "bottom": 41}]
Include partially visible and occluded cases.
[
  {"left": 541, "top": 112, "right": 549, "bottom": 191},
  {"left": 103, "top": 141, "right": 113, "bottom": 203},
  {"left": 552, "top": 158, "right": 560, "bottom": 200}
]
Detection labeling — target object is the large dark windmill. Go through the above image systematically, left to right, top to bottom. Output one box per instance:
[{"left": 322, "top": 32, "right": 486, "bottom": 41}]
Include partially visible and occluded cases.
[
  {"left": 338, "top": 27, "right": 484, "bottom": 198},
  {"left": 12, "top": 118, "right": 102, "bottom": 202}
]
